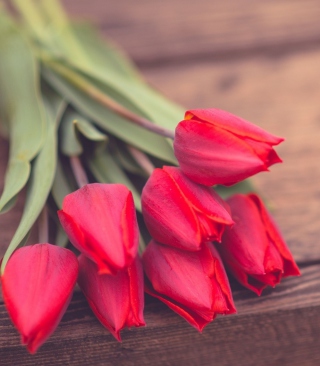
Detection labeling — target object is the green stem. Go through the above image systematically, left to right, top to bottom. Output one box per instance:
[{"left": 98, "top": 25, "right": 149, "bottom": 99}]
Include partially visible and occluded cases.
[
  {"left": 43, "top": 59, "right": 176, "bottom": 139},
  {"left": 127, "top": 145, "right": 155, "bottom": 176},
  {"left": 70, "top": 156, "right": 89, "bottom": 188},
  {"left": 38, "top": 205, "right": 49, "bottom": 243},
  {"left": 138, "top": 237, "right": 147, "bottom": 255}
]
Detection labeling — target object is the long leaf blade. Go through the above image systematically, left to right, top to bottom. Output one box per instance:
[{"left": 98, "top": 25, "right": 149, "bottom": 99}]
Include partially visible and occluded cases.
[
  {"left": 0, "top": 12, "right": 46, "bottom": 212},
  {"left": 0, "top": 88, "right": 64, "bottom": 273}
]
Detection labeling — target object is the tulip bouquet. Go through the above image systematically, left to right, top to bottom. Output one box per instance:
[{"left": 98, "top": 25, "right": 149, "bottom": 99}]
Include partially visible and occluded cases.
[{"left": 0, "top": 0, "right": 300, "bottom": 354}]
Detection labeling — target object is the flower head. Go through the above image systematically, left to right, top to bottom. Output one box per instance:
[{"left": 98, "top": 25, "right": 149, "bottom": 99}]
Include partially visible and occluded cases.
[
  {"left": 174, "top": 109, "right": 283, "bottom": 186},
  {"left": 142, "top": 166, "right": 233, "bottom": 251},
  {"left": 58, "top": 183, "right": 139, "bottom": 274},
  {"left": 217, "top": 194, "right": 300, "bottom": 295},
  {"left": 142, "top": 240, "right": 236, "bottom": 331},
  {"left": 1, "top": 244, "right": 79, "bottom": 353},
  {"left": 78, "top": 254, "right": 145, "bottom": 340}
]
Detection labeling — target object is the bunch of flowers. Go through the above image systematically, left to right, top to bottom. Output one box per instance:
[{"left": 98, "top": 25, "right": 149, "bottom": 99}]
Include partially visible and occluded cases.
[{"left": 0, "top": 0, "right": 299, "bottom": 354}]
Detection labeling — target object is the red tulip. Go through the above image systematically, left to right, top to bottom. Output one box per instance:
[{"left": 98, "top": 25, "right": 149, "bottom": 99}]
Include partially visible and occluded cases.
[
  {"left": 174, "top": 109, "right": 284, "bottom": 186},
  {"left": 141, "top": 166, "right": 233, "bottom": 251},
  {"left": 58, "top": 183, "right": 139, "bottom": 275},
  {"left": 217, "top": 194, "right": 300, "bottom": 295},
  {"left": 142, "top": 240, "right": 236, "bottom": 331},
  {"left": 1, "top": 244, "right": 79, "bottom": 354},
  {"left": 78, "top": 254, "right": 145, "bottom": 340}
]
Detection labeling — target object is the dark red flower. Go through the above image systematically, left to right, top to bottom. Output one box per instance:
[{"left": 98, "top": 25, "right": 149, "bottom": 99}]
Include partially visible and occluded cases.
[
  {"left": 174, "top": 109, "right": 283, "bottom": 186},
  {"left": 141, "top": 166, "right": 233, "bottom": 251},
  {"left": 58, "top": 183, "right": 139, "bottom": 274},
  {"left": 217, "top": 194, "right": 300, "bottom": 295},
  {"left": 142, "top": 240, "right": 236, "bottom": 331},
  {"left": 1, "top": 244, "right": 78, "bottom": 353},
  {"left": 78, "top": 254, "right": 145, "bottom": 340}
]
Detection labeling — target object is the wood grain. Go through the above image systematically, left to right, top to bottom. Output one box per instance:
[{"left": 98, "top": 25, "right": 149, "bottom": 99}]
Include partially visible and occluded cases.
[
  {"left": 62, "top": 0, "right": 320, "bottom": 66},
  {"left": 0, "top": 265, "right": 319, "bottom": 365}
]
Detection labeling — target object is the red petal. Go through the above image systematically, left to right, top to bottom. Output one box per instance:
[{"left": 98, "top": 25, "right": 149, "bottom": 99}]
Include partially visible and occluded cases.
[
  {"left": 185, "top": 109, "right": 284, "bottom": 145},
  {"left": 174, "top": 120, "right": 269, "bottom": 186},
  {"left": 142, "top": 169, "right": 202, "bottom": 250},
  {"left": 60, "top": 183, "right": 139, "bottom": 272},
  {"left": 249, "top": 194, "right": 300, "bottom": 277},
  {"left": 221, "top": 195, "right": 269, "bottom": 274},
  {"left": 142, "top": 241, "right": 214, "bottom": 312},
  {"left": 1, "top": 244, "right": 78, "bottom": 353},
  {"left": 207, "top": 244, "right": 236, "bottom": 314},
  {"left": 78, "top": 255, "right": 145, "bottom": 341},
  {"left": 144, "top": 279, "right": 214, "bottom": 332}
]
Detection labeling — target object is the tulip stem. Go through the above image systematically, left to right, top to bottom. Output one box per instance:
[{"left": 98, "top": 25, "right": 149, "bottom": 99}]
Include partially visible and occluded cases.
[
  {"left": 42, "top": 59, "right": 176, "bottom": 139},
  {"left": 127, "top": 145, "right": 155, "bottom": 176},
  {"left": 70, "top": 156, "right": 89, "bottom": 188},
  {"left": 38, "top": 205, "right": 49, "bottom": 243},
  {"left": 138, "top": 237, "right": 147, "bottom": 255}
]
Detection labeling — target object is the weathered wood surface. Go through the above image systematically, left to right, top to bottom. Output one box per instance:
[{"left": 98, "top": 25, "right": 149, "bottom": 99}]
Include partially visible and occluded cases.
[{"left": 1, "top": 0, "right": 320, "bottom": 364}]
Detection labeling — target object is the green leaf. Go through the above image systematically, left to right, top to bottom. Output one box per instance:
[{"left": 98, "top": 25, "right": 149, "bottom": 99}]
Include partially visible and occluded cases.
[
  {"left": 12, "top": 0, "right": 52, "bottom": 45},
  {"left": 35, "top": 9, "right": 183, "bottom": 132},
  {"left": 0, "top": 12, "right": 46, "bottom": 212},
  {"left": 66, "top": 22, "right": 184, "bottom": 130},
  {"left": 70, "top": 22, "right": 142, "bottom": 82},
  {"left": 42, "top": 65, "right": 177, "bottom": 164},
  {"left": 0, "top": 88, "right": 65, "bottom": 273},
  {"left": 60, "top": 108, "right": 107, "bottom": 156},
  {"left": 60, "top": 109, "right": 83, "bottom": 156},
  {"left": 76, "top": 119, "right": 107, "bottom": 142},
  {"left": 112, "top": 141, "right": 146, "bottom": 176},
  {"left": 86, "top": 148, "right": 142, "bottom": 212},
  {"left": 51, "top": 156, "right": 74, "bottom": 209},
  {"left": 215, "top": 180, "right": 255, "bottom": 200},
  {"left": 0, "top": 195, "right": 18, "bottom": 214},
  {"left": 55, "top": 223, "right": 69, "bottom": 248}
]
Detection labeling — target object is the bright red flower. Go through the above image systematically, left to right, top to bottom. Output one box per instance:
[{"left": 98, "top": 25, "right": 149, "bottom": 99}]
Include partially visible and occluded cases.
[
  {"left": 174, "top": 109, "right": 284, "bottom": 186},
  {"left": 141, "top": 166, "right": 233, "bottom": 251},
  {"left": 58, "top": 183, "right": 139, "bottom": 275},
  {"left": 217, "top": 194, "right": 300, "bottom": 295},
  {"left": 142, "top": 240, "right": 236, "bottom": 331},
  {"left": 1, "top": 244, "right": 78, "bottom": 354},
  {"left": 78, "top": 254, "right": 145, "bottom": 340}
]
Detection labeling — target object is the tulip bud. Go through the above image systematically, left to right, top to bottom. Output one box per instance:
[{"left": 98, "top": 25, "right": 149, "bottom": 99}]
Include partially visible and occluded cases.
[
  {"left": 174, "top": 109, "right": 284, "bottom": 186},
  {"left": 141, "top": 166, "right": 233, "bottom": 251},
  {"left": 58, "top": 183, "right": 139, "bottom": 275},
  {"left": 217, "top": 194, "right": 300, "bottom": 295},
  {"left": 142, "top": 240, "right": 236, "bottom": 331},
  {"left": 1, "top": 244, "right": 79, "bottom": 353},
  {"left": 78, "top": 254, "right": 145, "bottom": 340}
]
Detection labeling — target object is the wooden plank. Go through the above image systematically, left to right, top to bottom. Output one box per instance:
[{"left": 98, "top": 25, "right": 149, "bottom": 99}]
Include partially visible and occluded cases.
[
  {"left": 62, "top": 0, "right": 320, "bottom": 65},
  {"left": 0, "top": 264, "right": 319, "bottom": 365}
]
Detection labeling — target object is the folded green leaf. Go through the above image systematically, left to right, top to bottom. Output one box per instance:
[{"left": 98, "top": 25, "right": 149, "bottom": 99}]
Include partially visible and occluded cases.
[
  {"left": 0, "top": 12, "right": 46, "bottom": 212},
  {"left": 0, "top": 87, "right": 65, "bottom": 273},
  {"left": 60, "top": 108, "right": 107, "bottom": 156},
  {"left": 76, "top": 119, "right": 107, "bottom": 142}
]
